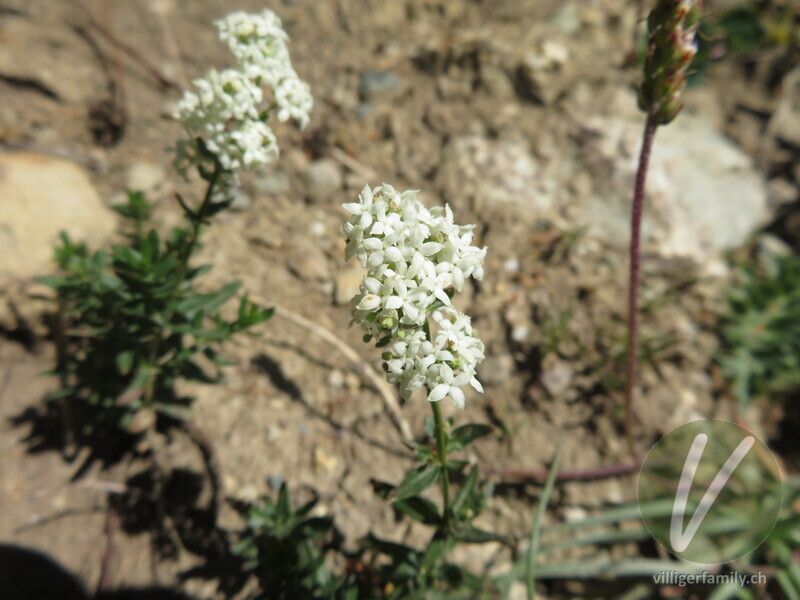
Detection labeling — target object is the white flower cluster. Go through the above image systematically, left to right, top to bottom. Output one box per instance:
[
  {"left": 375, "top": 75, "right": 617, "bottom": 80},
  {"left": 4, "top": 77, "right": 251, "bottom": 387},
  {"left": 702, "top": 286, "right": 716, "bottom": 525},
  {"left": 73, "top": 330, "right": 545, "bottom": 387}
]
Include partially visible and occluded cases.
[
  {"left": 173, "top": 9, "right": 312, "bottom": 183},
  {"left": 343, "top": 184, "right": 487, "bottom": 408}
]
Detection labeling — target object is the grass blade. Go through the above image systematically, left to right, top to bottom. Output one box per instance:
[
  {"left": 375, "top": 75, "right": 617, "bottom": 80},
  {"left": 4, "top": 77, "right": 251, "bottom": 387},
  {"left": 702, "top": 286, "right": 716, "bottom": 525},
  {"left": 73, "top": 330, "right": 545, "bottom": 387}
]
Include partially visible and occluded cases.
[{"left": 526, "top": 436, "right": 563, "bottom": 600}]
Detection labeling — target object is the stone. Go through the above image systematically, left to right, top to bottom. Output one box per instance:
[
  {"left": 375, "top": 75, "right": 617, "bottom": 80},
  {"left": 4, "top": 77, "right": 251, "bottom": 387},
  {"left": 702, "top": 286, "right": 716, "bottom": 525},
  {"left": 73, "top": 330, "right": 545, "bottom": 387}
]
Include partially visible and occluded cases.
[
  {"left": 0, "top": 18, "right": 105, "bottom": 103},
  {"left": 515, "top": 40, "right": 573, "bottom": 105},
  {"left": 769, "top": 67, "right": 800, "bottom": 148},
  {"left": 359, "top": 70, "right": 400, "bottom": 99},
  {"left": 579, "top": 112, "right": 769, "bottom": 273},
  {"left": 442, "top": 136, "right": 552, "bottom": 216},
  {"left": 0, "top": 153, "right": 116, "bottom": 282},
  {"left": 304, "top": 159, "right": 342, "bottom": 202},
  {"left": 125, "top": 161, "right": 168, "bottom": 198},
  {"left": 253, "top": 169, "right": 290, "bottom": 195},
  {"left": 767, "top": 177, "right": 798, "bottom": 208},
  {"left": 228, "top": 186, "right": 252, "bottom": 211},
  {"left": 286, "top": 243, "right": 329, "bottom": 282},
  {"left": 334, "top": 264, "right": 367, "bottom": 305},
  {"left": 477, "top": 353, "right": 515, "bottom": 386},
  {"left": 540, "top": 355, "right": 574, "bottom": 397},
  {"left": 327, "top": 369, "right": 346, "bottom": 388},
  {"left": 267, "top": 474, "right": 284, "bottom": 491},
  {"left": 234, "top": 484, "right": 260, "bottom": 503}
]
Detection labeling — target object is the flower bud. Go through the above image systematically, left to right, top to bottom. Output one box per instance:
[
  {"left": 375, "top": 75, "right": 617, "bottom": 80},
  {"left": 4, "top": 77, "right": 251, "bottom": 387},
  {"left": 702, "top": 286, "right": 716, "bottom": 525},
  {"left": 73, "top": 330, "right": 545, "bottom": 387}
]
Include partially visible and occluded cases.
[{"left": 638, "top": 0, "right": 702, "bottom": 125}]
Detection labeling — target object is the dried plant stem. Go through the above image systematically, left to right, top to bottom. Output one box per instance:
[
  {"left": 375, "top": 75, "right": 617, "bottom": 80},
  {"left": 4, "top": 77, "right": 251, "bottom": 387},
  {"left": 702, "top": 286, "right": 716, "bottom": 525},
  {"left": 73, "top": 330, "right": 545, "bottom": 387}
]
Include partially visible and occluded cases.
[
  {"left": 75, "top": 1, "right": 180, "bottom": 90},
  {"left": 625, "top": 113, "right": 658, "bottom": 461},
  {"left": 273, "top": 305, "right": 414, "bottom": 441},
  {"left": 431, "top": 400, "right": 451, "bottom": 529},
  {"left": 482, "top": 461, "right": 639, "bottom": 484}
]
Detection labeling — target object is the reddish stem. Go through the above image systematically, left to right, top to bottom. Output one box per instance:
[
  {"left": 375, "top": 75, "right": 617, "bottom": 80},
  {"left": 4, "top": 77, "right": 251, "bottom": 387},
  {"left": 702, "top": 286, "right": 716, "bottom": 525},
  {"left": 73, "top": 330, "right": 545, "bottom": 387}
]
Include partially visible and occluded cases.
[
  {"left": 625, "top": 114, "right": 658, "bottom": 462},
  {"left": 482, "top": 462, "right": 639, "bottom": 483}
]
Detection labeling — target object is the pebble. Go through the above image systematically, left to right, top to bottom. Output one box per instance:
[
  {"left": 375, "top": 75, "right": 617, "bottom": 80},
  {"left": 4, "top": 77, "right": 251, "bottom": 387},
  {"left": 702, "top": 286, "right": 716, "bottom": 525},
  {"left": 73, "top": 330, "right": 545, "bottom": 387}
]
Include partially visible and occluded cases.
[
  {"left": 770, "top": 67, "right": 800, "bottom": 148},
  {"left": 359, "top": 70, "right": 399, "bottom": 99},
  {"left": 356, "top": 102, "right": 373, "bottom": 120},
  {"left": 0, "top": 153, "right": 116, "bottom": 281},
  {"left": 304, "top": 159, "right": 343, "bottom": 202},
  {"left": 125, "top": 161, "right": 167, "bottom": 197},
  {"left": 253, "top": 170, "right": 290, "bottom": 195},
  {"left": 768, "top": 177, "right": 798, "bottom": 208},
  {"left": 228, "top": 186, "right": 252, "bottom": 211},
  {"left": 308, "top": 220, "right": 327, "bottom": 238},
  {"left": 287, "top": 244, "right": 330, "bottom": 281},
  {"left": 503, "top": 257, "right": 520, "bottom": 273},
  {"left": 334, "top": 264, "right": 367, "bottom": 305},
  {"left": 511, "top": 324, "right": 530, "bottom": 343},
  {"left": 477, "top": 354, "right": 515, "bottom": 385},
  {"left": 540, "top": 356, "right": 574, "bottom": 397},
  {"left": 328, "top": 369, "right": 346, "bottom": 388},
  {"left": 345, "top": 372, "right": 360, "bottom": 393},
  {"left": 313, "top": 446, "right": 338, "bottom": 473},
  {"left": 267, "top": 474, "right": 284, "bottom": 491},
  {"left": 235, "top": 484, "right": 260, "bottom": 503},
  {"left": 563, "top": 506, "right": 588, "bottom": 522}
]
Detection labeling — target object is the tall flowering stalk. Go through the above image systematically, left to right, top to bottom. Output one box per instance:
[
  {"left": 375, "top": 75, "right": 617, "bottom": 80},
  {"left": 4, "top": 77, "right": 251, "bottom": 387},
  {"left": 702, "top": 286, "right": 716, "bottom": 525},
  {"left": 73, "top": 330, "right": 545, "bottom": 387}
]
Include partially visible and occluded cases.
[
  {"left": 625, "top": 0, "right": 701, "bottom": 456},
  {"left": 344, "top": 184, "right": 487, "bottom": 529}
]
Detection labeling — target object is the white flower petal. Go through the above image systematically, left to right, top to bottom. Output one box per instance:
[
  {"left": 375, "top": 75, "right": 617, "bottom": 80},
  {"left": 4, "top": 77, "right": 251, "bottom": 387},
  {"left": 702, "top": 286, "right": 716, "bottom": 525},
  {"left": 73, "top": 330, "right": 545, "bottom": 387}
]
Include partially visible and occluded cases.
[
  {"left": 342, "top": 202, "right": 363, "bottom": 215},
  {"left": 420, "top": 242, "right": 443, "bottom": 256},
  {"left": 356, "top": 294, "right": 381, "bottom": 311},
  {"left": 384, "top": 296, "right": 403, "bottom": 310},
  {"left": 470, "top": 376, "right": 484, "bottom": 393},
  {"left": 427, "top": 384, "right": 449, "bottom": 403},
  {"left": 449, "top": 387, "right": 465, "bottom": 409}
]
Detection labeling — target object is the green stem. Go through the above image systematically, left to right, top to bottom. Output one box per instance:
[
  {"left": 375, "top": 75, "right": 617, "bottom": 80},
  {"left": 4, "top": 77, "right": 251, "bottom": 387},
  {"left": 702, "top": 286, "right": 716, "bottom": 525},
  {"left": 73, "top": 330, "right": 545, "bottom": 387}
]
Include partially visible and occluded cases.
[
  {"left": 180, "top": 163, "right": 221, "bottom": 270},
  {"left": 423, "top": 316, "right": 451, "bottom": 530},
  {"left": 431, "top": 399, "right": 451, "bottom": 529}
]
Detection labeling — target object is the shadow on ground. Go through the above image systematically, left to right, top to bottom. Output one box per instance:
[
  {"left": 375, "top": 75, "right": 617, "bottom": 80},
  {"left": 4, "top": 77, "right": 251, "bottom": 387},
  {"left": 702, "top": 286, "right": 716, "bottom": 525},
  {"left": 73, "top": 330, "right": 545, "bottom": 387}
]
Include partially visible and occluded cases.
[{"left": 0, "top": 544, "right": 196, "bottom": 600}]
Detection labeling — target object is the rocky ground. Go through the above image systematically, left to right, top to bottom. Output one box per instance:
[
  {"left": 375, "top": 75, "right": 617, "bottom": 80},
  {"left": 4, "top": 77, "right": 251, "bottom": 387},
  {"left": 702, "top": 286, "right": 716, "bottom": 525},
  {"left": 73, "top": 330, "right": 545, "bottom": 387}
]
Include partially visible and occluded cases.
[{"left": 1, "top": 0, "right": 798, "bottom": 598}]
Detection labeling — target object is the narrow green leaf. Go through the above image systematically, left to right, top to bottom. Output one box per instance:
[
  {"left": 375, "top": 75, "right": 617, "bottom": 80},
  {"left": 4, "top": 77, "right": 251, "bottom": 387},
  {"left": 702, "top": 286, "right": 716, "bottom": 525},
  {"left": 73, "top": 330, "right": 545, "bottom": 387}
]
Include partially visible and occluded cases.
[
  {"left": 175, "top": 193, "right": 196, "bottom": 219},
  {"left": 205, "top": 198, "right": 234, "bottom": 218},
  {"left": 35, "top": 275, "right": 73, "bottom": 288},
  {"left": 176, "top": 281, "right": 241, "bottom": 317},
  {"left": 116, "top": 351, "right": 135, "bottom": 375},
  {"left": 44, "top": 387, "right": 75, "bottom": 402},
  {"left": 153, "top": 403, "right": 192, "bottom": 422},
  {"left": 448, "top": 423, "right": 493, "bottom": 451},
  {"left": 527, "top": 437, "right": 563, "bottom": 600},
  {"left": 393, "top": 464, "right": 440, "bottom": 501},
  {"left": 452, "top": 465, "right": 480, "bottom": 516},
  {"left": 277, "top": 483, "right": 291, "bottom": 520},
  {"left": 393, "top": 495, "right": 441, "bottom": 526},
  {"left": 453, "top": 525, "right": 507, "bottom": 544},
  {"left": 777, "top": 571, "right": 800, "bottom": 600}
]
